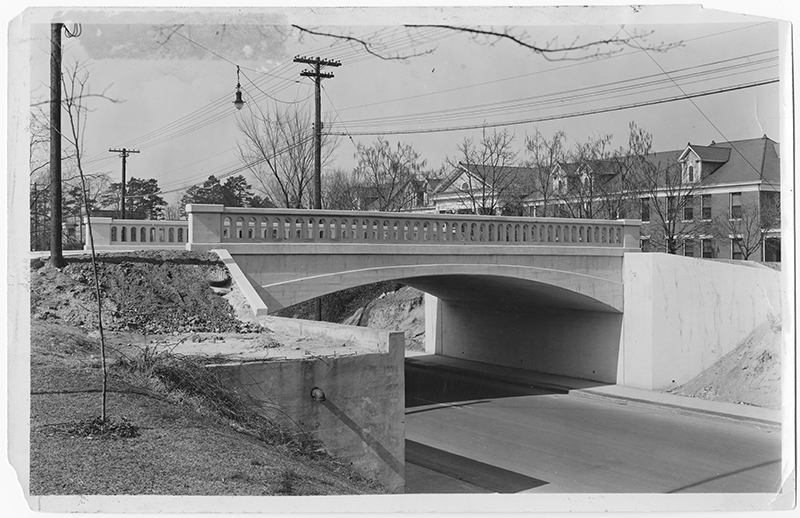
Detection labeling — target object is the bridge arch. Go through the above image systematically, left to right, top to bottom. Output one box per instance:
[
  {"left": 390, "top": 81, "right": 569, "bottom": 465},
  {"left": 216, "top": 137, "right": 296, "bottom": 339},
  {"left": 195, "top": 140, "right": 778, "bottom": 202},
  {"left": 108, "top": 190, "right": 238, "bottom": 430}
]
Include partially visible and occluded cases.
[{"left": 256, "top": 263, "right": 622, "bottom": 314}]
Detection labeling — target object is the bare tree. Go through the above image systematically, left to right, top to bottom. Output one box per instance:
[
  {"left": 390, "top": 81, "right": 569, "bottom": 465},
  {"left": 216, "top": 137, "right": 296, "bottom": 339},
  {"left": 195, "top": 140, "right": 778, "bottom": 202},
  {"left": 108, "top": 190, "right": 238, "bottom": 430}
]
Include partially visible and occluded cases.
[
  {"left": 60, "top": 59, "right": 120, "bottom": 423},
  {"left": 237, "top": 102, "right": 337, "bottom": 208},
  {"left": 597, "top": 122, "right": 656, "bottom": 220},
  {"left": 447, "top": 126, "right": 519, "bottom": 215},
  {"left": 524, "top": 129, "right": 566, "bottom": 217},
  {"left": 550, "top": 133, "right": 616, "bottom": 219},
  {"left": 633, "top": 135, "right": 710, "bottom": 254},
  {"left": 353, "top": 138, "right": 426, "bottom": 211},
  {"left": 323, "top": 167, "right": 361, "bottom": 210},
  {"left": 714, "top": 193, "right": 781, "bottom": 260}
]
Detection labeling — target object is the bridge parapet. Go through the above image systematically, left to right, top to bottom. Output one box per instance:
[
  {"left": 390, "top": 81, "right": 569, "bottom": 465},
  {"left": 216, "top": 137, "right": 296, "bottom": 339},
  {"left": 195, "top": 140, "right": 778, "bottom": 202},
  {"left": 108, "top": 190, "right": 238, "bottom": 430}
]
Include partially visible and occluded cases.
[
  {"left": 186, "top": 204, "right": 641, "bottom": 248},
  {"left": 83, "top": 217, "right": 188, "bottom": 250}
]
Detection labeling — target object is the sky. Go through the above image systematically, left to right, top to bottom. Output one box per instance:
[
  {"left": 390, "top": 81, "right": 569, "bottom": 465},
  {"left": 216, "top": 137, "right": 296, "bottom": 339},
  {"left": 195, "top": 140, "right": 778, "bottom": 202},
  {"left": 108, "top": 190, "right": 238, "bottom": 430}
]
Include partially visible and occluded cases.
[{"left": 13, "top": 3, "right": 790, "bottom": 208}]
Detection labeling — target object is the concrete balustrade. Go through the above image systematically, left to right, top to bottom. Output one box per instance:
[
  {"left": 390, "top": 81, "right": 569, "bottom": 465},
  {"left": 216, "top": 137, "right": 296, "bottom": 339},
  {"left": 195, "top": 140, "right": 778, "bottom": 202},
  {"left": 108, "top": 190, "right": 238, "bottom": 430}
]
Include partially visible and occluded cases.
[
  {"left": 186, "top": 204, "right": 640, "bottom": 248},
  {"left": 83, "top": 216, "right": 188, "bottom": 251}
]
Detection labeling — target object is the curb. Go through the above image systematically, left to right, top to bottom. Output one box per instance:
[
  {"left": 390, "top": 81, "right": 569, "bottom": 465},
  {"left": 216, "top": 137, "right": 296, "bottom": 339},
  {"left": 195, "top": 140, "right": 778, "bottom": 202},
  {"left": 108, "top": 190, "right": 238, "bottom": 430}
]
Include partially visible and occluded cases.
[
  {"left": 404, "top": 358, "right": 781, "bottom": 427},
  {"left": 571, "top": 388, "right": 782, "bottom": 427}
]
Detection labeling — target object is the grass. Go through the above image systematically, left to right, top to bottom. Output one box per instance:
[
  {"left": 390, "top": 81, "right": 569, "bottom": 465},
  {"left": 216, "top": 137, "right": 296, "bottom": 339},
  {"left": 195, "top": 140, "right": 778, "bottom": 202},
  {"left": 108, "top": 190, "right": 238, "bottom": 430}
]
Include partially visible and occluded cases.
[{"left": 29, "top": 321, "right": 383, "bottom": 496}]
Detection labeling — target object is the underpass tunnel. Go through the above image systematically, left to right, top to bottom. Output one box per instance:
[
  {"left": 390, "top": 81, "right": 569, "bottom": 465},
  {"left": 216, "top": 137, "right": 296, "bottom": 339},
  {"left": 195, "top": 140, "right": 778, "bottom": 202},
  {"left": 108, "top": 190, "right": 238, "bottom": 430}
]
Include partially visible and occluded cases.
[{"left": 403, "top": 274, "right": 624, "bottom": 385}]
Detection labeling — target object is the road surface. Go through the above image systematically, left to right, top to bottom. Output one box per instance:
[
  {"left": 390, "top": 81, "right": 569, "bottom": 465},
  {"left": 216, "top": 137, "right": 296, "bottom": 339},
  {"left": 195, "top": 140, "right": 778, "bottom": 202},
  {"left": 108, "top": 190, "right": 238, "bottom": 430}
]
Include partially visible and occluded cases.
[{"left": 404, "top": 361, "right": 782, "bottom": 494}]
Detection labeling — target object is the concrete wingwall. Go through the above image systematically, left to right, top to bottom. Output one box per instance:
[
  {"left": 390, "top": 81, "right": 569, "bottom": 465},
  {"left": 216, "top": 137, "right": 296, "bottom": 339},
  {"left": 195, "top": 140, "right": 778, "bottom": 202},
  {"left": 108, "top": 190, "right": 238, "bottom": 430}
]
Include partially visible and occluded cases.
[
  {"left": 425, "top": 253, "right": 783, "bottom": 391},
  {"left": 621, "top": 253, "right": 784, "bottom": 390},
  {"left": 426, "top": 296, "right": 623, "bottom": 384},
  {"left": 208, "top": 317, "right": 406, "bottom": 493}
]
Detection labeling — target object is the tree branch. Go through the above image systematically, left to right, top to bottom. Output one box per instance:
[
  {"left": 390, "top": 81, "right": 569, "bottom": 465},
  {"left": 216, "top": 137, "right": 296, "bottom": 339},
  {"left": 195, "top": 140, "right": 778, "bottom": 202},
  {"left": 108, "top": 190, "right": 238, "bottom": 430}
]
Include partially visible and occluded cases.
[
  {"left": 291, "top": 25, "right": 436, "bottom": 61},
  {"left": 403, "top": 25, "right": 681, "bottom": 62}
]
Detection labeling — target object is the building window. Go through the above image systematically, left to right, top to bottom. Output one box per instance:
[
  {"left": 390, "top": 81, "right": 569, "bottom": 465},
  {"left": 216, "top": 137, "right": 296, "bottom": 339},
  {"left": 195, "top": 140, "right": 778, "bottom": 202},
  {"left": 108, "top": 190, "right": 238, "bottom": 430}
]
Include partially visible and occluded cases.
[
  {"left": 688, "top": 165, "right": 694, "bottom": 183},
  {"left": 461, "top": 182, "right": 469, "bottom": 190},
  {"left": 730, "top": 192, "right": 742, "bottom": 219},
  {"left": 701, "top": 194, "right": 712, "bottom": 220},
  {"left": 683, "top": 195, "right": 693, "bottom": 221},
  {"left": 667, "top": 196, "right": 676, "bottom": 220},
  {"left": 640, "top": 198, "right": 650, "bottom": 222},
  {"left": 640, "top": 236, "right": 651, "bottom": 252},
  {"left": 764, "top": 237, "right": 781, "bottom": 262},
  {"left": 684, "top": 238, "right": 695, "bottom": 257},
  {"left": 701, "top": 238, "right": 715, "bottom": 258},
  {"left": 731, "top": 238, "right": 743, "bottom": 260}
]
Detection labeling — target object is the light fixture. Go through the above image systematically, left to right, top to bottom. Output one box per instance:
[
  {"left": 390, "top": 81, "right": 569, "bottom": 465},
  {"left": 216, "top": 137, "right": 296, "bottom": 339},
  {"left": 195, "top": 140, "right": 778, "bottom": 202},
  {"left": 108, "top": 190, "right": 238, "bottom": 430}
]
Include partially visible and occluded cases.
[
  {"left": 233, "top": 65, "right": 245, "bottom": 111},
  {"left": 310, "top": 387, "right": 326, "bottom": 402}
]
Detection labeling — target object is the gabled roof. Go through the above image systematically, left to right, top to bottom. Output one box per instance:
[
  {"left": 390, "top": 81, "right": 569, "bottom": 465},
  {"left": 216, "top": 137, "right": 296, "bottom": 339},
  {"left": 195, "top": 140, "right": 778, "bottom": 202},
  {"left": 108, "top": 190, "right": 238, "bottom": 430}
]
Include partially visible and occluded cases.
[
  {"left": 680, "top": 144, "right": 731, "bottom": 163},
  {"left": 556, "top": 159, "right": 621, "bottom": 177},
  {"left": 433, "top": 162, "right": 544, "bottom": 195}
]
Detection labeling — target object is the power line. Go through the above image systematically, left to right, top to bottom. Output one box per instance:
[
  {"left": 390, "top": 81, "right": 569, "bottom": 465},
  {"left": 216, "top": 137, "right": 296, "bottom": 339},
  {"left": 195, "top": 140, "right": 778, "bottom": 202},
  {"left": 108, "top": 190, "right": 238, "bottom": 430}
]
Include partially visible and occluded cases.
[
  {"left": 331, "top": 23, "right": 776, "bottom": 114},
  {"left": 334, "top": 55, "right": 777, "bottom": 129},
  {"left": 325, "top": 79, "right": 778, "bottom": 137},
  {"left": 126, "top": 134, "right": 316, "bottom": 198}
]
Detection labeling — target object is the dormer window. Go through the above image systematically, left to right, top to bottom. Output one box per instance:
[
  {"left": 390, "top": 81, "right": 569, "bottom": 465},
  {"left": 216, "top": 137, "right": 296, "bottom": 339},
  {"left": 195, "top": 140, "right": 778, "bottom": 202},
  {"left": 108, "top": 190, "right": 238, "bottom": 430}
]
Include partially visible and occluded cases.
[{"left": 688, "top": 165, "right": 694, "bottom": 183}]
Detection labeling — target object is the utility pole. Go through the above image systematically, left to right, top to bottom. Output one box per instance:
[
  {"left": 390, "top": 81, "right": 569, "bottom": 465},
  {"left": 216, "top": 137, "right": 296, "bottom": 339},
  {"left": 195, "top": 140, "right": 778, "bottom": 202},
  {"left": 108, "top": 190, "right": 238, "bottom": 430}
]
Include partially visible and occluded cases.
[
  {"left": 49, "top": 23, "right": 65, "bottom": 267},
  {"left": 294, "top": 55, "right": 341, "bottom": 210},
  {"left": 294, "top": 55, "right": 341, "bottom": 322},
  {"left": 108, "top": 148, "right": 139, "bottom": 219}
]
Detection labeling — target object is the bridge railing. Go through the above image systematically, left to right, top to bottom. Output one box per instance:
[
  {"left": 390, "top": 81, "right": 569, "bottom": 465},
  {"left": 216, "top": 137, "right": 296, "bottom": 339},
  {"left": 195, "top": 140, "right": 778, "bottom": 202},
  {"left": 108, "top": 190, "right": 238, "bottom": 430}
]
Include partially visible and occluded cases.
[
  {"left": 187, "top": 204, "right": 641, "bottom": 248},
  {"left": 83, "top": 217, "right": 188, "bottom": 250}
]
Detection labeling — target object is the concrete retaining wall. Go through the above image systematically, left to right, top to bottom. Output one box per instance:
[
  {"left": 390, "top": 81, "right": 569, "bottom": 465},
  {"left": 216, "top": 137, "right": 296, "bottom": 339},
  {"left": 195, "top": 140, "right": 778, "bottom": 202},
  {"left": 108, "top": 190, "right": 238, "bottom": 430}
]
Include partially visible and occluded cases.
[
  {"left": 621, "top": 253, "right": 784, "bottom": 390},
  {"left": 208, "top": 317, "right": 405, "bottom": 493}
]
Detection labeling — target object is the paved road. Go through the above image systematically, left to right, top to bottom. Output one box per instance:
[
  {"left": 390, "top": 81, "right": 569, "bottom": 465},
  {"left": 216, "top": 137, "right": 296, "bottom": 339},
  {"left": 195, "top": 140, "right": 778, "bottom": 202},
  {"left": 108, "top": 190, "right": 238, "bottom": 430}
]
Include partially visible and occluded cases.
[{"left": 404, "top": 362, "right": 782, "bottom": 494}]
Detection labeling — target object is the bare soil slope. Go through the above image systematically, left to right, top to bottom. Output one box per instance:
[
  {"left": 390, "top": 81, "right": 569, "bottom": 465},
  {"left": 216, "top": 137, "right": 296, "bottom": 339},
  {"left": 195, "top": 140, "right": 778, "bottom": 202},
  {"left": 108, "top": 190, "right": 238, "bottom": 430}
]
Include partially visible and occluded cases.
[
  {"left": 30, "top": 250, "right": 260, "bottom": 334},
  {"left": 340, "top": 286, "right": 426, "bottom": 351},
  {"left": 667, "top": 317, "right": 782, "bottom": 409}
]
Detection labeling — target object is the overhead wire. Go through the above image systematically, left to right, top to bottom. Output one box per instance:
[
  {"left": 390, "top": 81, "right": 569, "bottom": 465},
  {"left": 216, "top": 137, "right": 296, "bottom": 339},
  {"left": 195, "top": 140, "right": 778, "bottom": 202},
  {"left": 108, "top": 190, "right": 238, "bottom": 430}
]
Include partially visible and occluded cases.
[
  {"left": 329, "top": 53, "right": 778, "bottom": 129},
  {"left": 324, "top": 79, "right": 778, "bottom": 137}
]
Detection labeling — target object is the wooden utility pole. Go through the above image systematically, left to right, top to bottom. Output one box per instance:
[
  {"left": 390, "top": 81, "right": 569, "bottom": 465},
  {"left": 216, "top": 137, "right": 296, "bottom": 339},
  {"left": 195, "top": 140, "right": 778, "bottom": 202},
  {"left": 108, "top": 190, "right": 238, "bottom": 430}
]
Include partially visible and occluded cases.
[
  {"left": 49, "top": 23, "right": 65, "bottom": 267},
  {"left": 294, "top": 55, "right": 341, "bottom": 210},
  {"left": 294, "top": 56, "right": 340, "bottom": 322},
  {"left": 108, "top": 148, "right": 139, "bottom": 219}
]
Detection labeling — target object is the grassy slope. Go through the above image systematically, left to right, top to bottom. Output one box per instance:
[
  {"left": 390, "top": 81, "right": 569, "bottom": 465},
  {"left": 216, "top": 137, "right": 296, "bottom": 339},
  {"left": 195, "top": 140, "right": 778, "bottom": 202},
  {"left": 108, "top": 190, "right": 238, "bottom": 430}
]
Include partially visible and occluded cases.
[{"left": 28, "top": 253, "right": 382, "bottom": 496}]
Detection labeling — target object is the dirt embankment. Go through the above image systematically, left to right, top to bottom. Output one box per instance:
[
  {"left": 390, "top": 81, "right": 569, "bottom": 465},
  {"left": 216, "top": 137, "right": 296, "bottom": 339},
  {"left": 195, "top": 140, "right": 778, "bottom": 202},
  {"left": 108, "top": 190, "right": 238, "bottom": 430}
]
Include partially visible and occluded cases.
[
  {"left": 30, "top": 250, "right": 260, "bottom": 334},
  {"left": 275, "top": 282, "right": 427, "bottom": 351},
  {"left": 339, "top": 286, "right": 426, "bottom": 351},
  {"left": 667, "top": 317, "right": 783, "bottom": 409}
]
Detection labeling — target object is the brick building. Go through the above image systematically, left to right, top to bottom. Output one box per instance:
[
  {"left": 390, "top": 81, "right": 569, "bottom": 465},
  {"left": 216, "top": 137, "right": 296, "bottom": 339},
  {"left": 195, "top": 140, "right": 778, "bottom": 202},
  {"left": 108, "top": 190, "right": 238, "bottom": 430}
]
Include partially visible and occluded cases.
[{"left": 524, "top": 135, "right": 781, "bottom": 262}]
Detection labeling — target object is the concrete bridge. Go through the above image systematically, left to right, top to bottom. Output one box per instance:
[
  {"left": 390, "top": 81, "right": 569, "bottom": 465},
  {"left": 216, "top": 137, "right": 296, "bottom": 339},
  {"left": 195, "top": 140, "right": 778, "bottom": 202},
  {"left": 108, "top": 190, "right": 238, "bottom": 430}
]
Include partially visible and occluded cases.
[
  {"left": 86, "top": 205, "right": 782, "bottom": 392},
  {"left": 183, "top": 205, "right": 647, "bottom": 385},
  {"left": 184, "top": 205, "right": 642, "bottom": 318}
]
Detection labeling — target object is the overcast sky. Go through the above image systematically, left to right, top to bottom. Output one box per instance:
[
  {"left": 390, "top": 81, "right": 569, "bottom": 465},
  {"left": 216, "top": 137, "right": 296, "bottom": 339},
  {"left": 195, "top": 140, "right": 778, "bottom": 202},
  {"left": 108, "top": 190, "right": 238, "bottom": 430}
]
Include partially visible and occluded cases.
[{"left": 15, "top": 4, "right": 790, "bottom": 206}]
